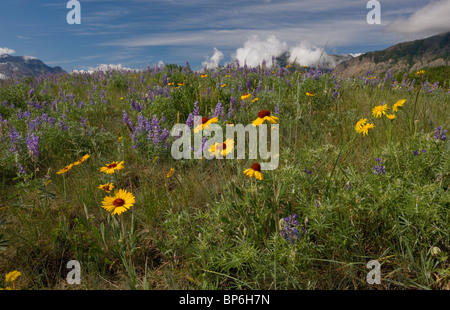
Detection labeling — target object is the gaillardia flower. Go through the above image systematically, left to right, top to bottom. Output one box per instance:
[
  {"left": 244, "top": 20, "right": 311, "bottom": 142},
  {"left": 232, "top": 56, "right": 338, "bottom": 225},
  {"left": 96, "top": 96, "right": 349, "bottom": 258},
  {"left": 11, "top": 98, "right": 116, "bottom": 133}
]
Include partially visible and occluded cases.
[
  {"left": 306, "top": 92, "right": 315, "bottom": 97},
  {"left": 241, "top": 93, "right": 252, "bottom": 100},
  {"left": 392, "top": 99, "right": 406, "bottom": 112},
  {"left": 372, "top": 104, "right": 389, "bottom": 118},
  {"left": 252, "top": 110, "right": 278, "bottom": 126},
  {"left": 193, "top": 116, "right": 219, "bottom": 133},
  {"left": 209, "top": 138, "right": 234, "bottom": 158},
  {"left": 73, "top": 154, "right": 90, "bottom": 166},
  {"left": 100, "top": 161, "right": 124, "bottom": 174},
  {"left": 57, "top": 163, "right": 74, "bottom": 175},
  {"left": 243, "top": 163, "right": 264, "bottom": 180},
  {"left": 166, "top": 168, "right": 175, "bottom": 178},
  {"left": 98, "top": 183, "right": 114, "bottom": 193},
  {"left": 101, "top": 189, "right": 135, "bottom": 215}
]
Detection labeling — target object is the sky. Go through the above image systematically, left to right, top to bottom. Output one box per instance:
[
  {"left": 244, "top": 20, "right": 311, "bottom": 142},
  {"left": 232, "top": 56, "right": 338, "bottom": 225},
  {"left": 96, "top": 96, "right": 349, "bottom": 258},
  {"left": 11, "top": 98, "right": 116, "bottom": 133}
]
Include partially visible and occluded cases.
[{"left": 1, "top": 0, "right": 449, "bottom": 72}]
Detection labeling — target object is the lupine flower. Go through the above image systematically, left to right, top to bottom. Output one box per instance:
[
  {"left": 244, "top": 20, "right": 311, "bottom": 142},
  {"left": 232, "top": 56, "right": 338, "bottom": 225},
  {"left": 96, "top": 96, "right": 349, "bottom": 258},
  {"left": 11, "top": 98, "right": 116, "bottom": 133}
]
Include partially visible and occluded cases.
[
  {"left": 227, "top": 97, "right": 236, "bottom": 118},
  {"left": 186, "top": 101, "right": 200, "bottom": 128},
  {"left": 213, "top": 101, "right": 225, "bottom": 119},
  {"left": 252, "top": 110, "right": 278, "bottom": 126},
  {"left": 8, "top": 126, "right": 21, "bottom": 153},
  {"left": 434, "top": 126, "right": 447, "bottom": 141},
  {"left": 25, "top": 132, "right": 40, "bottom": 159},
  {"left": 374, "top": 158, "right": 386, "bottom": 175},
  {"left": 100, "top": 161, "right": 124, "bottom": 174},
  {"left": 243, "top": 163, "right": 264, "bottom": 180},
  {"left": 101, "top": 189, "right": 135, "bottom": 215},
  {"left": 280, "top": 214, "right": 305, "bottom": 244}
]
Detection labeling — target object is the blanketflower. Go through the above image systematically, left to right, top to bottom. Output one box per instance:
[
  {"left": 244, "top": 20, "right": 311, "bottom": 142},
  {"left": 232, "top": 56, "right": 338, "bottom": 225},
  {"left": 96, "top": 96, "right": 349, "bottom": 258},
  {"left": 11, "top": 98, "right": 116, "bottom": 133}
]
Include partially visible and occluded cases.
[
  {"left": 306, "top": 92, "right": 315, "bottom": 97},
  {"left": 241, "top": 93, "right": 252, "bottom": 100},
  {"left": 251, "top": 98, "right": 259, "bottom": 103},
  {"left": 372, "top": 104, "right": 389, "bottom": 118},
  {"left": 252, "top": 110, "right": 278, "bottom": 126},
  {"left": 193, "top": 116, "right": 218, "bottom": 133},
  {"left": 209, "top": 138, "right": 234, "bottom": 158},
  {"left": 73, "top": 154, "right": 90, "bottom": 166},
  {"left": 100, "top": 161, "right": 124, "bottom": 174},
  {"left": 57, "top": 163, "right": 74, "bottom": 175},
  {"left": 243, "top": 163, "right": 264, "bottom": 180},
  {"left": 166, "top": 168, "right": 175, "bottom": 178},
  {"left": 98, "top": 183, "right": 114, "bottom": 193},
  {"left": 101, "top": 189, "right": 135, "bottom": 215}
]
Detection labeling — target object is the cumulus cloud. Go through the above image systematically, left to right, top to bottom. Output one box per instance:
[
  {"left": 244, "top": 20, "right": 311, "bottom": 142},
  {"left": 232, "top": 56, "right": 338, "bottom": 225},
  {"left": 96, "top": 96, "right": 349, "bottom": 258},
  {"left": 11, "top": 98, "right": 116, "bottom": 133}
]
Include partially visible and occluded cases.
[
  {"left": 384, "top": 0, "right": 450, "bottom": 37},
  {"left": 231, "top": 35, "right": 332, "bottom": 68},
  {"left": 232, "top": 35, "right": 288, "bottom": 67},
  {"left": 0, "top": 47, "right": 16, "bottom": 55},
  {"left": 202, "top": 48, "right": 224, "bottom": 69},
  {"left": 72, "top": 63, "right": 136, "bottom": 74}
]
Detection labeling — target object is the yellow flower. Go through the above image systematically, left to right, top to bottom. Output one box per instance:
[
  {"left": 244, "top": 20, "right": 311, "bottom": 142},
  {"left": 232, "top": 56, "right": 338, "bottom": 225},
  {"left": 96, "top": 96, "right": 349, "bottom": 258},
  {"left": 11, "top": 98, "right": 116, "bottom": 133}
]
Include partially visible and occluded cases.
[
  {"left": 286, "top": 65, "right": 292, "bottom": 68},
  {"left": 415, "top": 70, "right": 425, "bottom": 76},
  {"left": 201, "top": 74, "right": 208, "bottom": 78},
  {"left": 225, "top": 75, "right": 230, "bottom": 77},
  {"left": 177, "top": 82, "right": 184, "bottom": 86},
  {"left": 221, "top": 83, "right": 226, "bottom": 88},
  {"left": 306, "top": 92, "right": 315, "bottom": 97},
  {"left": 241, "top": 93, "right": 252, "bottom": 100},
  {"left": 120, "top": 97, "right": 124, "bottom": 100},
  {"left": 251, "top": 98, "right": 259, "bottom": 103},
  {"left": 392, "top": 99, "right": 406, "bottom": 112},
  {"left": 372, "top": 104, "right": 389, "bottom": 118},
  {"left": 252, "top": 110, "right": 278, "bottom": 126},
  {"left": 386, "top": 114, "right": 396, "bottom": 120},
  {"left": 193, "top": 117, "right": 218, "bottom": 133},
  {"left": 355, "top": 118, "right": 368, "bottom": 134},
  {"left": 360, "top": 123, "right": 375, "bottom": 136},
  {"left": 117, "top": 136, "right": 123, "bottom": 142},
  {"left": 209, "top": 138, "right": 234, "bottom": 158},
  {"left": 73, "top": 154, "right": 90, "bottom": 166},
  {"left": 152, "top": 156, "right": 159, "bottom": 163},
  {"left": 100, "top": 161, "right": 124, "bottom": 174},
  {"left": 57, "top": 163, "right": 74, "bottom": 175},
  {"left": 243, "top": 163, "right": 264, "bottom": 180},
  {"left": 166, "top": 168, "right": 175, "bottom": 178},
  {"left": 98, "top": 183, "right": 114, "bottom": 193},
  {"left": 101, "top": 189, "right": 135, "bottom": 215},
  {"left": 5, "top": 271, "right": 21, "bottom": 283}
]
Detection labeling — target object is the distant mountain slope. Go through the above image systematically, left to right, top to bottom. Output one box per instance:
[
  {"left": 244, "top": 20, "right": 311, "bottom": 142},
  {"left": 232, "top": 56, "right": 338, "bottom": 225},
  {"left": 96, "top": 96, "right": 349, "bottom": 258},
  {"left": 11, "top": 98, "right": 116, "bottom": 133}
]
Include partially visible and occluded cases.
[
  {"left": 333, "top": 32, "right": 450, "bottom": 78},
  {"left": 0, "top": 54, "right": 66, "bottom": 79}
]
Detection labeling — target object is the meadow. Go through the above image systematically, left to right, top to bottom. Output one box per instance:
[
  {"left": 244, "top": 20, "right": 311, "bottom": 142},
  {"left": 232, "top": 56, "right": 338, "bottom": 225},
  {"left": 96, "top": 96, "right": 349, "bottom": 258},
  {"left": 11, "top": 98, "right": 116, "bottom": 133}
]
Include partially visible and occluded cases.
[{"left": 0, "top": 61, "right": 449, "bottom": 290}]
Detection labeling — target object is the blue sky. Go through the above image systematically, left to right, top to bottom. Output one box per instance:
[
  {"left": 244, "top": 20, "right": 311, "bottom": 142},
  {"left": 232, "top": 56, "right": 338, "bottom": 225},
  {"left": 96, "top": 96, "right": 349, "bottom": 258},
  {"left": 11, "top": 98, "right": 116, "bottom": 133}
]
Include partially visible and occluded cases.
[{"left": 1, "top": 0, "right": 449, "bottom": 72}]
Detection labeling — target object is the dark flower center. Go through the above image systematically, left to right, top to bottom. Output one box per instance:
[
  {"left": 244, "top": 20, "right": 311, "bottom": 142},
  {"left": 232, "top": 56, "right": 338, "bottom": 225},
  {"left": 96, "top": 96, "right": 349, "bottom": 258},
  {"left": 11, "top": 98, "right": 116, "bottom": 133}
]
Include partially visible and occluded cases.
[
  {"left": 258, "top": 110, "right": 270, "bottom": 118},
  {"left": 201, "top": 117, "right": 209, "bottom": 124},
  {"left": 221, "top": 142, "right": 227, "bottom": 150},
  {"left": 107, "top": 163, "right": 118, "bottom": 169},
  {"left": 251, "top": 163, "right": 261, "bottom": 171},
  {"left": 113, "top": 198, "right": 125, "bottom": 207}
]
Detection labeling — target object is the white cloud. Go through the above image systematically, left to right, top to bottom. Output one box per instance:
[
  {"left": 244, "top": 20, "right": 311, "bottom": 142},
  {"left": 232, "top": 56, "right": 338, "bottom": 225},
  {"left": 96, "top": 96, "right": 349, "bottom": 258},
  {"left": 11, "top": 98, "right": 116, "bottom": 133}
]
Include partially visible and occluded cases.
[
  {"left": 384, "top": 0, "right": 450, "bottom": 37},
  {"left": 232, "top": 35, "right": 288, "bottom": 67},
  {"left": 288, "top": 42, "right": 328, "bottom": 67},
  {"left": 0, "top": 47, "right": 15, "bottom": 55},
  {"left": 202, "top": 48, "right": 224, "bottom": 69},
  {"left": 72, "top": 63, "right": 136, "bottom": 74},
  {"left": 0, "top": 73, "right": 7, "bottom": 79}
]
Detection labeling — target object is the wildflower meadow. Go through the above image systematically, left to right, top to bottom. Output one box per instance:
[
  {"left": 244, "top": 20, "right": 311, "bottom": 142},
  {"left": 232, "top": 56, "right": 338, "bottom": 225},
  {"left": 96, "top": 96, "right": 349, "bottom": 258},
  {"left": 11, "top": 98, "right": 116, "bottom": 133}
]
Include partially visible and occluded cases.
[{"left": 0, "top": 62, "right": 449, "bottom": 290}]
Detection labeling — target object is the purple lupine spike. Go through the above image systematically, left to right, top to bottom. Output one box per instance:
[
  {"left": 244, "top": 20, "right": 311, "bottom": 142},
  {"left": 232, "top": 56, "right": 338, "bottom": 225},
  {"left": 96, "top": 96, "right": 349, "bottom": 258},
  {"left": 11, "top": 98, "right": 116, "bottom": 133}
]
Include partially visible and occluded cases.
[
  {"left": 213, "top": 101, "right": 224, "bottom": 119},
  {"left": 8, "top": 126, "right": 21, "bottom": 153},
  {"left": 26, "top": 132, "right": 40, "bottom": 159}
]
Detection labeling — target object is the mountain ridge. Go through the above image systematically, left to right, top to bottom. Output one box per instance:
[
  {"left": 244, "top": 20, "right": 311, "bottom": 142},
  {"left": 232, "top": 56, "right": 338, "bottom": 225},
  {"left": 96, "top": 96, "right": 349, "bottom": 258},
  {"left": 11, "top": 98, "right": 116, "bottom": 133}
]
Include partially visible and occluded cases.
[{"left": 0, "top": 54, "right": 67, "bottom": 79}]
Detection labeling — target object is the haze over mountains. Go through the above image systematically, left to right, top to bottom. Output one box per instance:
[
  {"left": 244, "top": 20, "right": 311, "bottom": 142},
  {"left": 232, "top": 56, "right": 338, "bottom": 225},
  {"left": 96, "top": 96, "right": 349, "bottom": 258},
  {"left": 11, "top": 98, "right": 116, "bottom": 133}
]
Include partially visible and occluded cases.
[{"left": 0, "top": 54, "right": 66, "bottom": 80}]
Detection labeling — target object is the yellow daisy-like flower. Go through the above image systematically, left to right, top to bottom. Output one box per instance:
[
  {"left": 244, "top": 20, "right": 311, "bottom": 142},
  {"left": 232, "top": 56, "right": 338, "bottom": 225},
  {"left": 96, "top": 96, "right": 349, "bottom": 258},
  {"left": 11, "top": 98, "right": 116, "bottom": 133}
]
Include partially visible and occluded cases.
[
  {"left": 286, "top": 65, "right": 292, "bottom": 68},
  {"left": 415, "top": 70, "right": 425, "bottom": 77},
  {"left": 201, "top": 74, "right": 208, "bottom": 78},
  {"left": 225, "top": 75, "right": 231, "bottom": 77},
  {"left": 168, "top": 82, "right": 174, "bottom": 86},
  {"left": 177, "top": 82, "right": 184, "bottom": 86},
  {"left": 221, "top": 83, "right": 226, "bottom": 88},
  {"left": 306, "top": 92, "right": 315, "bottom": 97},
  {"left": 241, "top": 93, "right": 252, "bottom": 100},
  {"left": 120, "top": 97, "right": 124, "bottom": 100},
  {"left": 251, "top": 98, "right": 259, "bottom": 103},
  {"left": 392, "top": 99, "right": 406, "bottom": 112},
  {"left": 372, "top": 104, "right": 389, "bottom": 118},
  {"left": 252, "top": 110, "right": 279, "bottom": 126},
  {"left": 386, "top": 114, "right": 396, "bottom": 120},
  {"left": 193, "top": 117, "right": 218, "bottom": 133},
  {"left": 355, "top": 118, "right": 368, "bottom": 134},
  {"left": 360, "top": 123, "right": 375, "bottom": 137},
  {"left": 117, "top": 136, "right": 123, "bottom": 142},
  {"left": 209, "top": 138, "right": 234, "bottom": 158},
  {"left": 73, "top": 154, "right": 90, "bottom": 166},
  {"left": 100, "top": 161, "right": 124, "bottom": 174},
  {"left": 57, "top": 163, "right": 74, "bottom": 175},
  {"left": 243, "top": 163, "right": 264, "bottom": 180},
  {"left": 166, "top": 168, "right": 175, "bottom": 178},
  {"left": 98, "top": 183, "right": 114, "bottom": 193},
  {"left": 101, "top": 189, "right": 135, "bottom": 215},
  {"left": 5, "top": 271, "right": 21, "bottom": 283}
]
